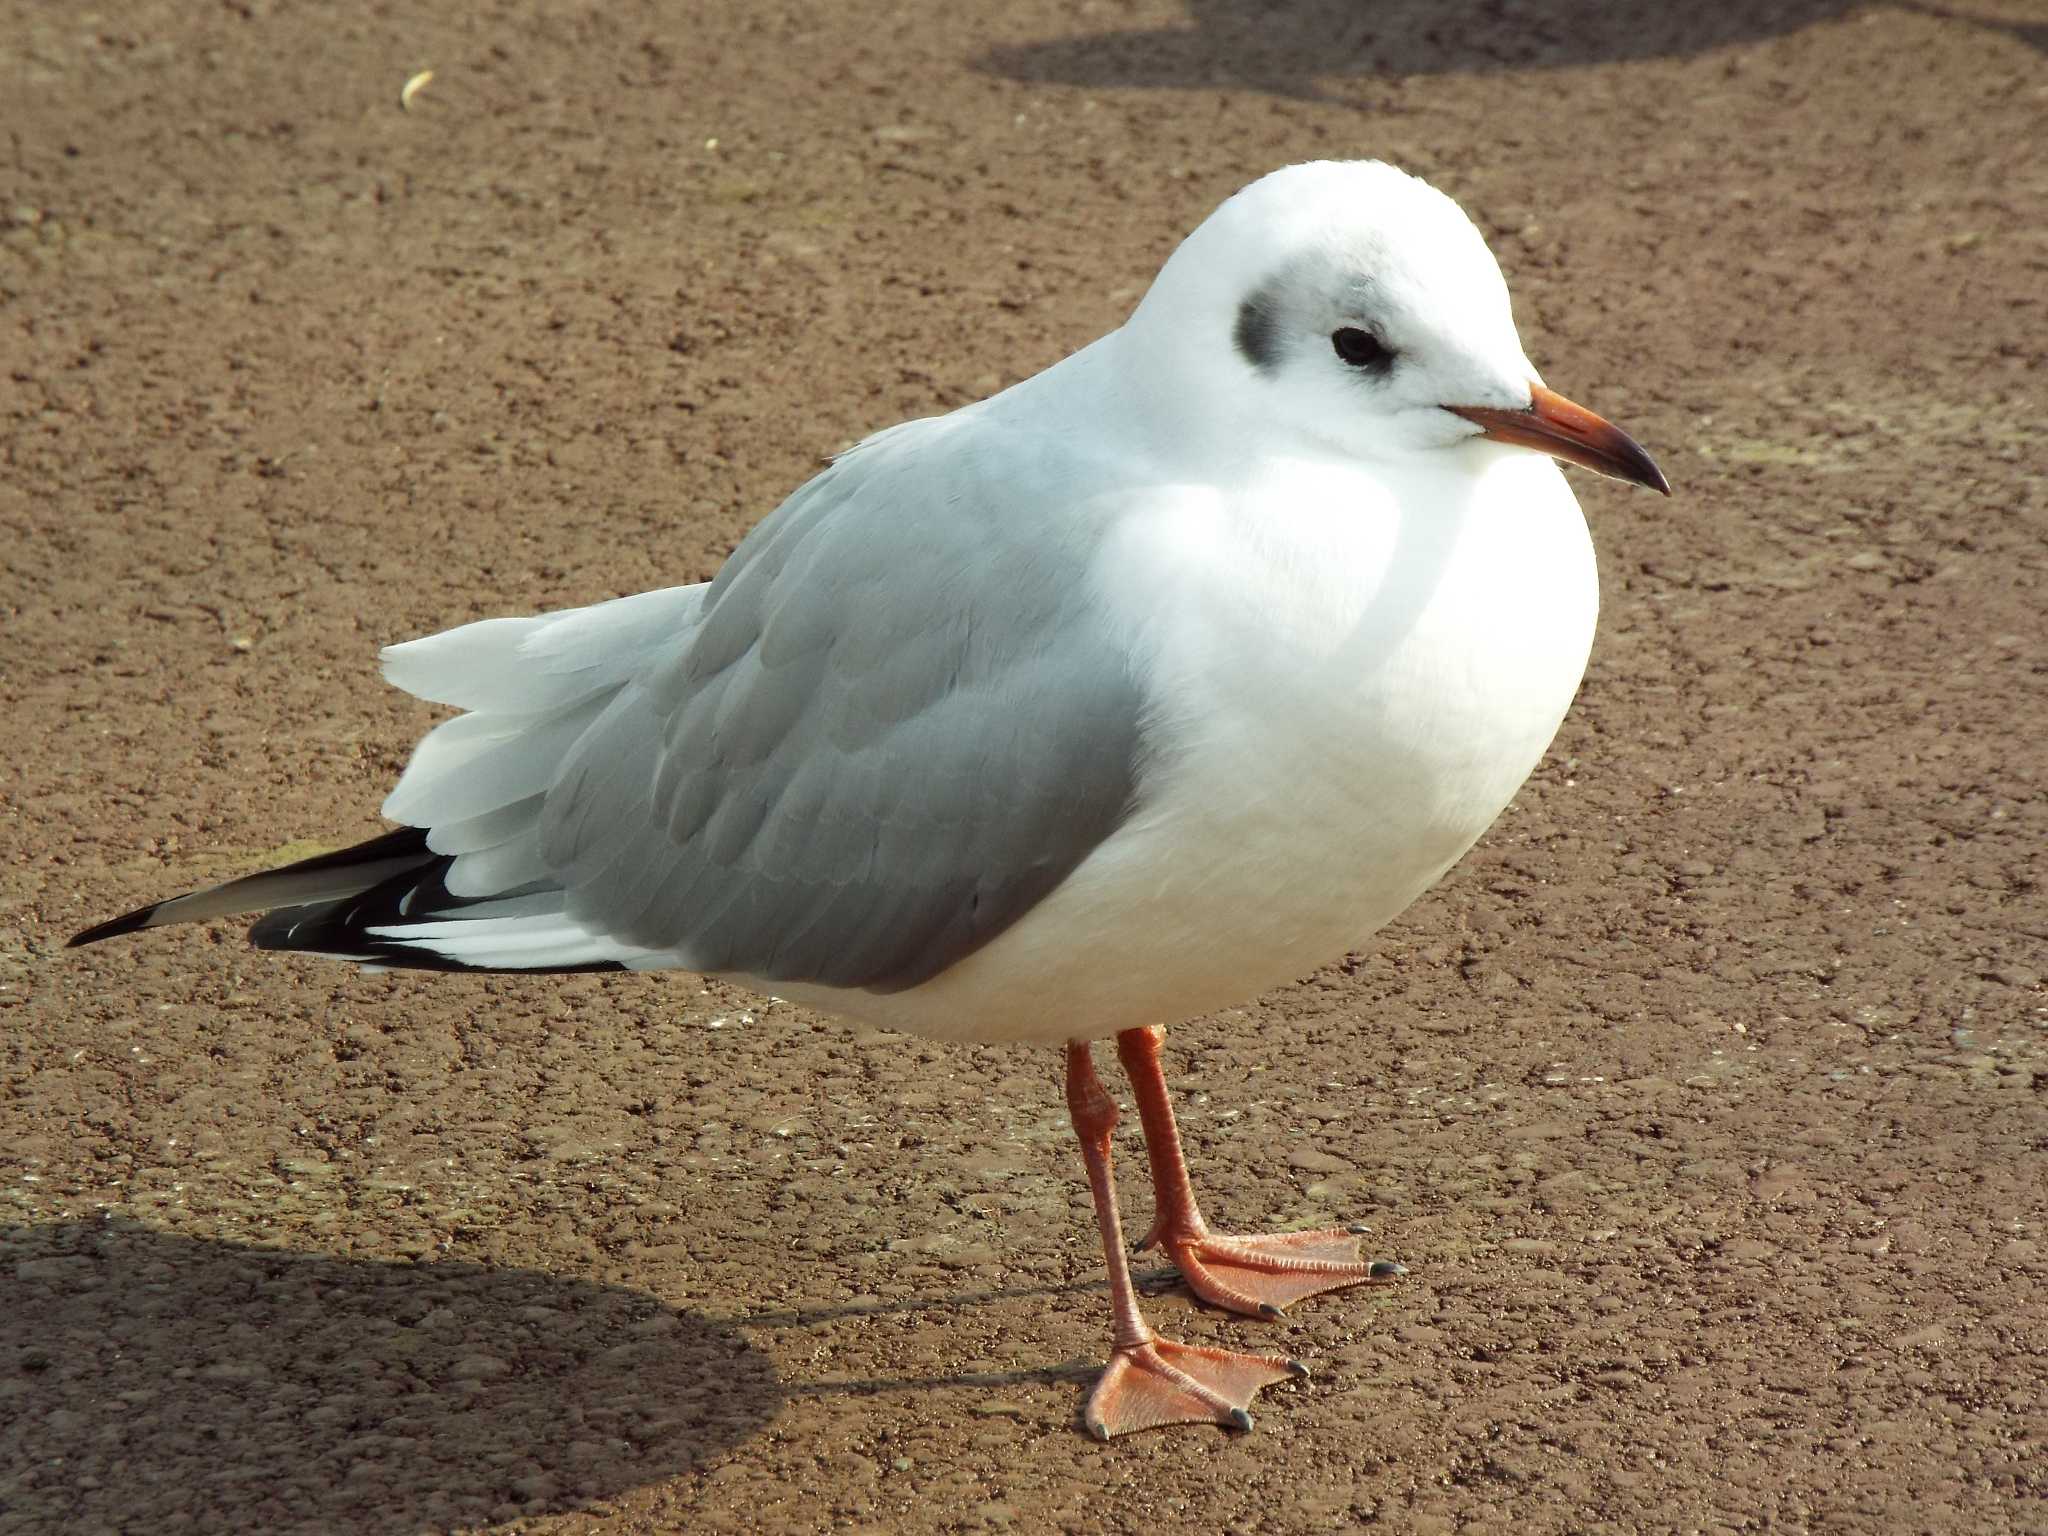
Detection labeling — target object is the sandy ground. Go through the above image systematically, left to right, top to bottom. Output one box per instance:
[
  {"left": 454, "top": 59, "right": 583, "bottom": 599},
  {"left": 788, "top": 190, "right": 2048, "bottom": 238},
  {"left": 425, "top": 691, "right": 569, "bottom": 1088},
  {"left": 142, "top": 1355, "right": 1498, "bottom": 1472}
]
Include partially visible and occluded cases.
[{"left": 4, "top": 1, "right": 2045, "bottom": 1531}]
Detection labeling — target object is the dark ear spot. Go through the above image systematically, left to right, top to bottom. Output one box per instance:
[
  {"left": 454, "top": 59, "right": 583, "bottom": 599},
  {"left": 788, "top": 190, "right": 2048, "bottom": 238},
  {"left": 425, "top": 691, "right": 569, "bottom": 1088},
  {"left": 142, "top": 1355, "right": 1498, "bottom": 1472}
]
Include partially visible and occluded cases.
[{"left": 1233, "top": 289, "right": 1280, "bottom": 375}]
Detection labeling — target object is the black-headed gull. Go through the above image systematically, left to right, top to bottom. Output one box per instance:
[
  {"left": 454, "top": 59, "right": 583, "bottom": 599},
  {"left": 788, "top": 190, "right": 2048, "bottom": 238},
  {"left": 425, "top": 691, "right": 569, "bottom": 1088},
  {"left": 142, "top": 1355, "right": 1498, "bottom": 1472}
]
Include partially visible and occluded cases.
[{"left": 74, "top": 159, "right": 1668, "bottom": 1439}]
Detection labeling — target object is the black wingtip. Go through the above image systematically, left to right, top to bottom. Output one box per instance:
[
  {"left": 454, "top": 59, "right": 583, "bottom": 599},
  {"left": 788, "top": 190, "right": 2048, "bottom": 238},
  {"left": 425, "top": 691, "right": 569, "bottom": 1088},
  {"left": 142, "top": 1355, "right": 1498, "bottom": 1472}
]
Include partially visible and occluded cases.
[
  {"left": 247, "top": 870, "right": 626, "bottom": 976},
  {"left": 68, "top": 903, "right": 161, "bottom": 949}
]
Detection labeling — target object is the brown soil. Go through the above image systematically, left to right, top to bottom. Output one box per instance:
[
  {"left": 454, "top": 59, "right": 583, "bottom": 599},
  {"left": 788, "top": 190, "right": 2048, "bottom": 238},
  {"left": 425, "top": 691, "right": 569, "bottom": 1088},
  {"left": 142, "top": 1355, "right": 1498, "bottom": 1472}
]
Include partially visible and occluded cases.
[{"left": 4, "top": 1, "right": 2044, "bottom": 1532}]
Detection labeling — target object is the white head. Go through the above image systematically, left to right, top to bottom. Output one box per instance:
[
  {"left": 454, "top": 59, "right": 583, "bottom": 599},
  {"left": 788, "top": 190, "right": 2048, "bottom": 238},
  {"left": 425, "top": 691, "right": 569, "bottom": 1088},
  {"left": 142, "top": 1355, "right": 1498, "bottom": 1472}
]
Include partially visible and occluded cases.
[{"left": 1126, "top": 161, "right": 1666, "bottom": 492}]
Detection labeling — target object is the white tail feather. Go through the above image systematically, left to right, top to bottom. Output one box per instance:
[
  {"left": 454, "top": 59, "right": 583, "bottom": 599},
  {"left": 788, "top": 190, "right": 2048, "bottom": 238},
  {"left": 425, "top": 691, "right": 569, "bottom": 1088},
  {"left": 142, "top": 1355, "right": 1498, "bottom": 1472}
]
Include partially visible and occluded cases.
[
  {"left": 379, "top": 584, "right": 708, "bottom": 858},
  {"left": 379, "top": 586, "right": 704, "bottom": 714},
  {"left": 379, "top": 615, "right": 555, "bottom": 711},
  {"left": 382, "top": 698, "right": 608, "bottom": 827},
  {"left": 425, "top": 796, "right": 544, "bottom": 856},
  {"left": 443, "top": 828, "right": 549, "bottom": 898}
]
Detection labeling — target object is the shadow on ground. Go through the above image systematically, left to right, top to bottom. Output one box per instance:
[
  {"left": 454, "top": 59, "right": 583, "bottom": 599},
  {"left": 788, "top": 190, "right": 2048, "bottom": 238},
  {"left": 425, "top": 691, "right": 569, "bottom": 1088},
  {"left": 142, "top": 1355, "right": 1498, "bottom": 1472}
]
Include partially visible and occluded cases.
[
  {"left": 977, "top": 0, "right": 2039, "bottom": 97},
  {"left": 0, "top": 1220, "right": 779, "bottom": 1534},
  {"left": 735, "top": 1274, "right": 1162, "bottom": 1422}
]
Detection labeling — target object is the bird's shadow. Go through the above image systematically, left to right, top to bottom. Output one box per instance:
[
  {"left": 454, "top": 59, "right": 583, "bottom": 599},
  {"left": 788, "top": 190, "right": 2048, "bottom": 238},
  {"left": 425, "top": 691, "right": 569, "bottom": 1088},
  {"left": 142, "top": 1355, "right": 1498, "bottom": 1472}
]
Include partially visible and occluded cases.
[
  {"left": 976, "top": 0, "right": 2039, "bottom": 99},
  {"left": 0, "top": 1218, "right": 780, "bottom": 1533},
  {"left": 1, "top": 1220, "right": 1189, "bottom": 1528},
  {"left": 737, "top": 1267, "right": 1169, "bottom": 1333},
  {"left": 742, "top": 1269, "right": 1191, "bottom": 1400}
]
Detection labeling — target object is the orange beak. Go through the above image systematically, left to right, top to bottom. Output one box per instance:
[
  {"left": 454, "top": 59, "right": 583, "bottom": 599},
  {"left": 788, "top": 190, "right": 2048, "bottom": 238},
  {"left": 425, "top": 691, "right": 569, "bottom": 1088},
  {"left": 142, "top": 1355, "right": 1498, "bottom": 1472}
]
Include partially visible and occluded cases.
[{"left": 1450, "top": 383, "right": 1670, "bottom": 495}]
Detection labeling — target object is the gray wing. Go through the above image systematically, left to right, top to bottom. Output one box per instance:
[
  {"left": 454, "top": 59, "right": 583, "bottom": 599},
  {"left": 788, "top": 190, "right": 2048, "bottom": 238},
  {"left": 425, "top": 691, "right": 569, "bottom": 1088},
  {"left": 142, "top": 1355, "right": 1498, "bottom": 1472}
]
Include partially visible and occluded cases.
[{"left": 538, "top": 417, "right": 1146, "bottom": 992}]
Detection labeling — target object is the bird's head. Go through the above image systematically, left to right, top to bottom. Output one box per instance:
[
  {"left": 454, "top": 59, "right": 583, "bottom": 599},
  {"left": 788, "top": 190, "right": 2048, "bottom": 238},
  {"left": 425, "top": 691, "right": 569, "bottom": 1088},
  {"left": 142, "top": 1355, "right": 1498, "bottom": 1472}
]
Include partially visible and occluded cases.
[{"left": 1129, "top": 159, "right": 1668, "bottom": 494}]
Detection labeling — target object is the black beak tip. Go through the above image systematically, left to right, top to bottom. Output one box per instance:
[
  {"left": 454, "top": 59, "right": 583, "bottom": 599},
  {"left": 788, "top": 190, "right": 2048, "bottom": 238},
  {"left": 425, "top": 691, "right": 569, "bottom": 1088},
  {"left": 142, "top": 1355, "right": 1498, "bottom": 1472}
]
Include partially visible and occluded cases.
[{"left": 1613, "top": 432, "right": 1671, "bottom": 497}]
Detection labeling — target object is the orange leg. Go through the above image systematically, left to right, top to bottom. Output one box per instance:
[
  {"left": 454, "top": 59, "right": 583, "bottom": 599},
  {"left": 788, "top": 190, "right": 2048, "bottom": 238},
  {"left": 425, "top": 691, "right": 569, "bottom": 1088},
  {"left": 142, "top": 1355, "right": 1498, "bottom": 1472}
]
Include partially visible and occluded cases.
[
  {"left": 1117, "top": 1024, "right": 1407, "bottom": 1316},
  {"left": 1064, "top": 1041, "right": 1305, "bottom": 1439}
]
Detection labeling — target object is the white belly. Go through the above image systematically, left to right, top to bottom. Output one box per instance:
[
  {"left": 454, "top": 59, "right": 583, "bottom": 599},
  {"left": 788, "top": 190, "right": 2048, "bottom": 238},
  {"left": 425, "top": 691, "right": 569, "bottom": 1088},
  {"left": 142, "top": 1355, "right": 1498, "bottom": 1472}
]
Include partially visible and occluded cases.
[{"left": 782, "top": 448, "right": 1598, "bottom": 1045}]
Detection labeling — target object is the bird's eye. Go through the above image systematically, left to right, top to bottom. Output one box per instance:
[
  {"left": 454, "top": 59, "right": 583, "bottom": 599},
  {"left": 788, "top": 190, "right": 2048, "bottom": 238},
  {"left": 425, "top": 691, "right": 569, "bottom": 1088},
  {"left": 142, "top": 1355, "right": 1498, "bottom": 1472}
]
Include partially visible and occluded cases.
[{"left": 1331, "top": 327, "right": 1390, "bottom": 371}]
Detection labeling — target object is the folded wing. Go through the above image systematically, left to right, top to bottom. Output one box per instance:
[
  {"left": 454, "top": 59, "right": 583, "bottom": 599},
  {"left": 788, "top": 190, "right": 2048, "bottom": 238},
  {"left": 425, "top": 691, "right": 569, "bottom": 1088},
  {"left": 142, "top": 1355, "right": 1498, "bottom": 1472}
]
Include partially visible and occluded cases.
[{"left": 79, "top": 413, "right": 1149, "bottom": 994}]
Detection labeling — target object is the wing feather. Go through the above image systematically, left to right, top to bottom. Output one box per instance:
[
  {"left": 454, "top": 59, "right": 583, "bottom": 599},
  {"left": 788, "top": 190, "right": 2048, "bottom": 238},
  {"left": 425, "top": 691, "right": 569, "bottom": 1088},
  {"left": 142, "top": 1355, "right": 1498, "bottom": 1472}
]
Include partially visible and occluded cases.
[
  {"left": 232, "top": 408, "right": 1149, "bottom": 987},
  {"left": 535, "top": 415, "right": 1148, "bottom": 991}
]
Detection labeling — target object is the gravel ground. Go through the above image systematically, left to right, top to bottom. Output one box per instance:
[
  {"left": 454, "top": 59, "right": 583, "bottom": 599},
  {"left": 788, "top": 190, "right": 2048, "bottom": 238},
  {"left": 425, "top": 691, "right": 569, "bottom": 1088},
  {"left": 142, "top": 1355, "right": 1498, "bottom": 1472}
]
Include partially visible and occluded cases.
[{"left": 4, "top": 1, "right": 2043, "bottom": 1532}]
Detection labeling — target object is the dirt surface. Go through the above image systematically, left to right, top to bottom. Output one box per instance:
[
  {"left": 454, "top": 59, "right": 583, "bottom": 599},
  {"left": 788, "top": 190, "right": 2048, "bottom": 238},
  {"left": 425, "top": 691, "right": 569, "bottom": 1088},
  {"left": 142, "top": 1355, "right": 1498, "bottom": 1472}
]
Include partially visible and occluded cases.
[{"left": 5, "top": 1, "right": 2045, "bottom": 1531}]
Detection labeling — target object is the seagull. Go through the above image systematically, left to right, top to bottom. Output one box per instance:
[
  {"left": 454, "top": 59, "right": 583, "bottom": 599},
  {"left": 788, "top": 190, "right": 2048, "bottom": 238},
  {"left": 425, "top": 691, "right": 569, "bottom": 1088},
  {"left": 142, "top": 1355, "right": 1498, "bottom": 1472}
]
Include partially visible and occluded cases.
[{"left": 72, "top": 160, "right": 1667, "bottom": 1439}]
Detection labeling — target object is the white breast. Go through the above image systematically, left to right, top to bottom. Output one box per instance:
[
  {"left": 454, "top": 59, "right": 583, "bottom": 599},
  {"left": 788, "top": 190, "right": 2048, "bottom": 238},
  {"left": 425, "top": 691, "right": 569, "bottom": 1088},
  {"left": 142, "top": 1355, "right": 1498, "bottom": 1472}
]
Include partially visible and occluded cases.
[{"left": 796, "top": 446, "right": 1597, "bottom": 1046}]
